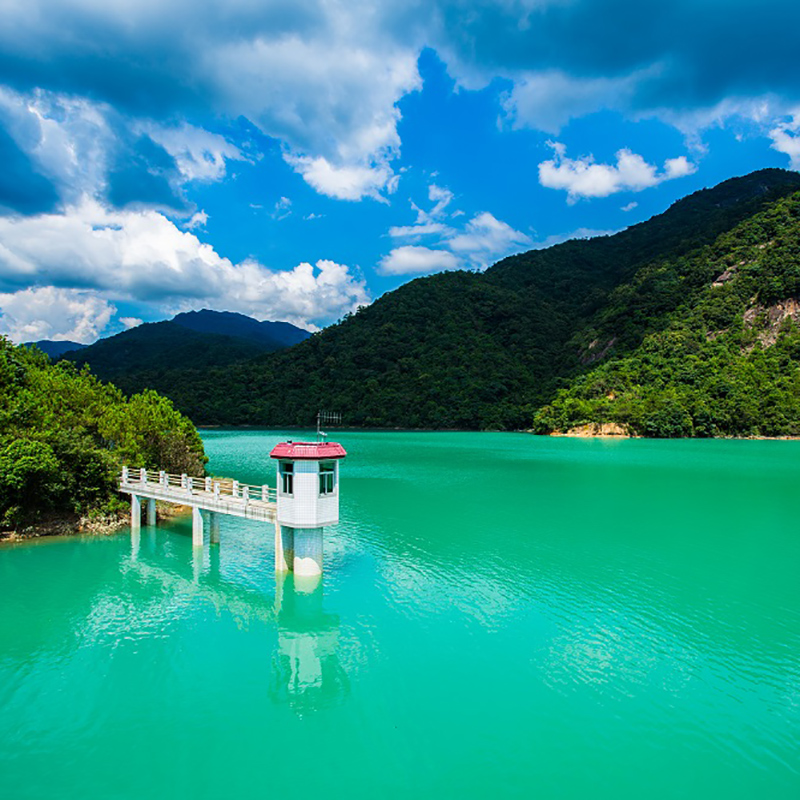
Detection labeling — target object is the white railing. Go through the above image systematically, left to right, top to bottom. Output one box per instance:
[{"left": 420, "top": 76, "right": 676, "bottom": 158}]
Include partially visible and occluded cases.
[{"left": 120, "top": 466, "right": 277, "bottom": 504}]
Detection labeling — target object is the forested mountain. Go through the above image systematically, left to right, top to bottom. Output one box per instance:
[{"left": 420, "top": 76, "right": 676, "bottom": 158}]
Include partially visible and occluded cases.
[
  {"left": 84, "top": 169, "right": 800, "bottom": 433},
  {"left": 534, "top": 190, "right": 800, "bottom": 437},
  {"left": 172, "top": 310, "right": 310, "bottom": 348},
  {"left": 62, "top": 311, "right": 310, "bottom": 380},
  {"left": 0, "top": 338, "right": 205, "bottom": 531},
  {"left": 25, "top": 340, "right": 86, "bottom": 358}
]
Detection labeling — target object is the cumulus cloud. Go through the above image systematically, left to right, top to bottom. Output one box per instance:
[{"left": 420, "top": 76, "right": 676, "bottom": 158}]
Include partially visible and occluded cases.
[
  {"left": 0, "top": 0, "right": 799, "bottom": 209},
  {"left": 501, "top": 69, "right": 650, "bottom": 134},
  {"left": 0, "top": 87, "right": 245, "bottom": 216},
  {"left": 770, "top": 113, "right": 800, "bottom": 170},
  {"left": 142, "top": 122, "right": 244, "bottom": 183},
  {"left": 538, "top": 142, "right": 696, "bottom": 202},
  {"left": 287, "top": 156, "right": 399, "bottom": 202},
  {"left": 381, "top": 184, "right": 531, "bottom": 274},
  {"left": 0, "top": 201, "right": 370, "bottom": 329},
  {"left": 448, "top": 212, "right": 532, "bottom": 267},
  {"left": 378, "top": 245, "right": 459, "bottom": 276},
  {"left": 0, "top": 287, "right": 115, "bottom": 344}
]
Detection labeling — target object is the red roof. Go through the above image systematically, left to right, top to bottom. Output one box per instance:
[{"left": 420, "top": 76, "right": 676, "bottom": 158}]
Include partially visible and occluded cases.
[{"left": 269, "top": 441, "right": 347, "bottom": 460}]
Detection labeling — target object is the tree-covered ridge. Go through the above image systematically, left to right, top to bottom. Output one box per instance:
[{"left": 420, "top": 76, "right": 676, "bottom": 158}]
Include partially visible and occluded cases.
[
  {"left": 98, "top": 169, "right": 800, "bottom": 431},
  {"left": 534, "top": 191, "right": 800, "bottom": 437},
  {"left": 0, "top": 338, "right": 206, "bottom": 530}
]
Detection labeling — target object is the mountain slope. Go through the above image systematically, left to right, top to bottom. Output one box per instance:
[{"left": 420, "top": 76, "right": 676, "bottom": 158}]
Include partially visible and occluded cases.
[
  {"left": 92, "top": 169, "right": 800, "bottom": 431},
  {"left": 533, "top": 190, "right": 800, "bottom": 437},
  {"left": 172, "top": 309, "right": 310, "bottom": 348},
  {"left": 61, "top": 311, "right": 310, "bottom": 381},
  {"left": 25, "top": 340, "right": 86, "bottom": 359}
]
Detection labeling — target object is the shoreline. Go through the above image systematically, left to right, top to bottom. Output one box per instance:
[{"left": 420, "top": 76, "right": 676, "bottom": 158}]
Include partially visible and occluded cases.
[{"left": 0, "top": 503, "right": 191, "bottom": 543}]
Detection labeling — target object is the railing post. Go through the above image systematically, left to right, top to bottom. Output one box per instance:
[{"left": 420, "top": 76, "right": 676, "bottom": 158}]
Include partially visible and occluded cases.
[
  {"left": 122, "top": 466, "right": 129, "bottom": 484},
  {"left": 140, "top": 468, "right": 146, "bottom": 483},
  {"left": 160, "top": 470, "right": 167, "bottom": 487},
  {"left": 181, "top": 473, "right": 187, "bottom": 489},
  {"left": 187, "top": 477, "right": 193, "bottom": 493},
  {"left": 205, "top": 477, "right": 211, "bottom": 493},
  {"left": 232, "top": 480, "right": 239, "bottom": 498},
  {"left": 214, "top": 482, "right": 220, "bottom": 499},
  {"left": 243, "top": 485, "right": 249, "bottom": 501},
  {"left": 262, "top": 485, "right": 268, "bottom": 502}
]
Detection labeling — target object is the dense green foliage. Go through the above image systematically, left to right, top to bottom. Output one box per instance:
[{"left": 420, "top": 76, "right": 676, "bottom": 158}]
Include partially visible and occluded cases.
[
  {"left": 65, "top": 169, "right": 800, "bottom": 434},
  {"left": 535, "top": 191, "right": 800, "bottom": 436},
  {"left": 0, "top": 339, "right": 206, "bottom": 529}
]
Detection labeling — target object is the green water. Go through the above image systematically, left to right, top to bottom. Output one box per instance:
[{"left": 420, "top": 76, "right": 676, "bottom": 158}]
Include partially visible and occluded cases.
[{"left": 1, "top": 432, "right": 799, "bottom": 799}]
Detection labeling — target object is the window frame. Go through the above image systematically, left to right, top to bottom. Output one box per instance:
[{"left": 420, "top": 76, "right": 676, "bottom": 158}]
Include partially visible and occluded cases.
[
  {"left": 319, "top": 460, "right": 336, "bottom": 496},
  {"left": 280, "top": 461, "right": 294, "bottom": 496}
]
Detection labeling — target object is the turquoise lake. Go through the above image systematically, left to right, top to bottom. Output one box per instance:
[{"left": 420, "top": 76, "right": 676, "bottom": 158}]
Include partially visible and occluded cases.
[{"left": 1, "top": 431, "right": 799, "bottom": 798}]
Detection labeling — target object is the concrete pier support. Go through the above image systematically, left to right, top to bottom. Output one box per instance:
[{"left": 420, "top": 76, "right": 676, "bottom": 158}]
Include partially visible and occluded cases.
[
  {"left": 130, "top": 494, "right": 142, "bottom": 532},
  {"left": 146, "top": 498, "right": 157, "bottom": 526},
  {"left": 192, "top": 506, "right": 204, "bottom": 547},
  {"left": 209, "top": 512, "right": 220, "bottom": 545},
  {"left": 275, "top": 524, "right": 294, "bottom": 573},
  {"left": 293, "top": 527, "right": 323, "bottom": 578}
]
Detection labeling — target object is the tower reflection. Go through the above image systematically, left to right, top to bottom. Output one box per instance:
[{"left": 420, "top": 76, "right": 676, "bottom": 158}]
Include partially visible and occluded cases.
[{"left": 270, "top": 572, "right": 348, "bottom": 712}]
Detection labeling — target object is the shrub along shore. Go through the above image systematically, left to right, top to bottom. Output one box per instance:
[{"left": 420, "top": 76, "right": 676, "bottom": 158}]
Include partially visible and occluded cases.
[{"left": 0, "top": 338, "right": 206, "bottom": 540}]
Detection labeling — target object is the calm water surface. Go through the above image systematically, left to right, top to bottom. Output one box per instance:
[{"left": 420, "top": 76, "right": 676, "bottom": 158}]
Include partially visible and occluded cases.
[{"left": 1, "top": 432, "right": 799, "bottom": 799}]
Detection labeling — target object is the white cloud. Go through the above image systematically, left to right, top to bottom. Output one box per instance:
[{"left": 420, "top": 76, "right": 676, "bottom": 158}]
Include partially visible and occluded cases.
[
  {"left": 214, "top": 33, "right": 419, "bottom": 200},
  {"left": 501, "top": 69, "right": 651, "bottom": 134},
  {"left": 0, "top": 86, "right": 115, "bottom": 206},
  {"left": 769, "top": 112, "right": 800, "bottom": 170},
  {"left": 142, "top": 122, "right": 244, "bottom": 182},
  {"left": 538, "top": 142, "right": 696, "bottom": 202},
  {"left": 286, "top": 155, "right": 399, "bottom": 202},
  {"left": 382, "top": 183, "right": 532, "bottom": 274},
  {"left": 272, "top": 196, "right": 292, "bottom": 220},
  {"left": 0, "top": 200, "right": 370, "bottom": 329},
  {"left": 621, "top": 201, "right": 638, "bottom": 212},
  {"left": 184, "top": 211, "right": 208, "bottom": 230},
  {"left": 448, "top": 211, "right": 532, "bottom": 267},
  {"left": 388, "top": 222, "right": 452, "bottom": 239},
  {"left": 378, "top": 246, "right": 460, "bottom": 276},
  {"left": 0, "top": 286, "right": 115, "bottom": 343},
  {"left": 120, "top": 316, "right": 143, "bottom": 329}
]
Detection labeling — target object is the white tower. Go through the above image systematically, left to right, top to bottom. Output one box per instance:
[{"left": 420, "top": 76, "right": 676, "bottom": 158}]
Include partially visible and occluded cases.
[{"left": 269, "top": 440, "right": 347, "bottom": 579}]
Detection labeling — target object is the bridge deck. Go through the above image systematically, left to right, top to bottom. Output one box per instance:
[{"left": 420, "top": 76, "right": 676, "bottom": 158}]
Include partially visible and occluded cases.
[{"left": 119, "top": 468, "right": 277, "bottom": 523}]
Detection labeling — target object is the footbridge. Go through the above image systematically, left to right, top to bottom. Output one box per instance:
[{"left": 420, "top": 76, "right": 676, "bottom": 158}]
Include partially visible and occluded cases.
[
  {"left": 118, "top": 437, "right": 346, "bottom": 578},
  {"left": 119, "top": 467, "right": 277, "bottom": 547}
]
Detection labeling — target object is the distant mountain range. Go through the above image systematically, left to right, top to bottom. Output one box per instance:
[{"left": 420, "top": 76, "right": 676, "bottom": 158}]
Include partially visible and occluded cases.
[
  {"left": 82, "top": 167, "right": 800, "bottom": 436},
  {"left": 26, "top": 168, "right": 800, "bottom": 437},
  {"left": 29, "top": 310, "right": 311, "bottom": 377},
  {"left": 26, "top": 340, "right": 87, "bottom": 359}
]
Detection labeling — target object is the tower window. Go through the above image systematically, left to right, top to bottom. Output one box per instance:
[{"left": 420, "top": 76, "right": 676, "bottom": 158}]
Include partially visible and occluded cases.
[
  {"left": 280, "top": 461, "right": 294, "bottom": 495},
  {"left": 319, "top": 461, "right": 335, "bottom": 495}
]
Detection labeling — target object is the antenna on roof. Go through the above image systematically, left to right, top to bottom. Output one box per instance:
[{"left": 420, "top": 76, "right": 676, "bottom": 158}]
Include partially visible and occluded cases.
[{"left": 316, "top": 410, "right": 341, "bottom": 442}]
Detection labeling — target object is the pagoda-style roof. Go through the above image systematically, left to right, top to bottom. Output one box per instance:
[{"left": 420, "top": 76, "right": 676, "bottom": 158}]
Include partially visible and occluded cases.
[{"left": 269, "top": 441, "right": 347, "bottom": 460}]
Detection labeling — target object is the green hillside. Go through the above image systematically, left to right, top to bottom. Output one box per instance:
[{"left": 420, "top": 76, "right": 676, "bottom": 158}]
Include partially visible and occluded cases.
[
  {"left": 90, "top": 169, "right": 800, "bottom": 433},
  {"left": 534, "top": 190, "right": 800, "bottom": 437},
  {"left": 0, "top": 339, "right": 205, "bottom": 532}
]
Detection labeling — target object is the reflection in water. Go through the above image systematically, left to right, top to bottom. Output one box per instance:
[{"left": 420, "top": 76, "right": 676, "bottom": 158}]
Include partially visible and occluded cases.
[
  {"left": 127, "top": 527, "right": 347, "bottom": 713},
  {"left": 270, "top": 572, "right": 349, "bottom": 713}
]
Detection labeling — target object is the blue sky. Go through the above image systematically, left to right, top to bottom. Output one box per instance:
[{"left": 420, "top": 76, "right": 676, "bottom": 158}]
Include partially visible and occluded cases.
[{"left": 0, "top": 0, "right": 798, "bottom": 342}]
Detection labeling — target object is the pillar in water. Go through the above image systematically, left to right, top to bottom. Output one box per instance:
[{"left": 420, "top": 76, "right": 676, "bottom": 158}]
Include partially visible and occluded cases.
[
  {"left": 130, "top": 494, "right": 142, "bottom": 532},
  {"left": 146, "top": 498, "right": 157, "bottom": 526},
  {"left": 192, "top": 506, "right": 204, "bottom": 547},
  {"left": 209, "top": 512, "right": 221, "bottom": 545},
  {"left": 275, "top": 524, "right": 294, "bottom": 573},
  {"left": 293, "top": 527, "right": 323, "bottom": 578}
]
